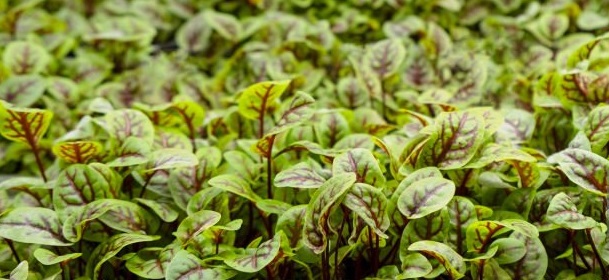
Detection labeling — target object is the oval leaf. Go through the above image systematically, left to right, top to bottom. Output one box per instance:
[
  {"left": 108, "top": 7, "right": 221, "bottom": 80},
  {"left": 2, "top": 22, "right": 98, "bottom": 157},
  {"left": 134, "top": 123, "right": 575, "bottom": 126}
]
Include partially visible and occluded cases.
[
  {"left": 3, "top": 41, "right": 50, "bottom": 75},
  {"left": 237, "top": 80, "right": 290, "bottom": 121},
  {"left": 266, "top": 91, "right": 316, "bottom": 136},
  {"left": 0, "top": 104, "right": 53, "bottom": 145},
  {"left": 105, "top": 109, "right": 155, "bottom": 145},
  {"left": 418, "top": 111, "right": 485, "bottom": 169},
  {"left": 52, "top": 141, "right": 103, "bottom": 163},
  {"left": 147, "top": 148, "right": 198, "bottom": 171},
  {"left": 333, "top": 148, "right": 385, "bottom": 187},
  {"left": 548, "top": 148, "right": 609, "bottom": 195},
  {"left": 274, "top": 161, "right": 326, "bottom": 189},
  {"left": 303, "top": 173, "right": 357, "bottom": 254},
  {"left": 398, "top": 177, "right": 456, "bottom": 219},
  {"left": 342, "top": 183, "right": 390, "bottom": 238},
  {"left": 546, "top": 192, "right": 599, "bottom": 229},
  {"left": 0, "top": 207, "right": 71, "bottom": 246},
  {"left": 174, "top": 210, "right": 221, "bottom": 245},
  {"left": 223, "top": 232, "right": 282, "bottom": 273},
  {"left": 86, "top": 233, "right": 160, "bottom": 279},
  {"left": 408, "top": 240, "right": 466, "bottom": 279},
  {"left": 33, "top": 248, "right": 82, "bottom": 265},
  {"left": 167, "top": 250, "right": 236, "bottom": 280}
]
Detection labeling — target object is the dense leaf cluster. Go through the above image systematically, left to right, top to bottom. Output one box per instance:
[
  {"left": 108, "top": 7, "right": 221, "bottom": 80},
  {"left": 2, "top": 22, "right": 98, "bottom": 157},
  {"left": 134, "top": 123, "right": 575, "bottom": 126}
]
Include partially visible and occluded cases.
[{"left": 2, "top": 0, "right": 609, "bottom": 279}]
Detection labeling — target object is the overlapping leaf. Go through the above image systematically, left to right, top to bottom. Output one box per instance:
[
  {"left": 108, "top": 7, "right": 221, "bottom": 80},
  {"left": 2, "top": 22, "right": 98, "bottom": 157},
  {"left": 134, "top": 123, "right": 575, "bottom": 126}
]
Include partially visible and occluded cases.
[
  {"left": 0, "top": 103, "right": 53, "bottom": 145},
  {"left": 105, "top": 109, "right": 155, "bottom": 145},
  {"left": 417, "top": 111, "right": 485, "bottom": 169},
  {"left": 52, "top": 141, "right": 103, "bottom": 163},
  {"left": 333, "top": 148, "right": 385, "bottom": 187},
  {"left": 548, "top": 148, "right": 609, "bottom": 195},
  {"left": 303, "top": 173, "right": 357, "bottom": 253},
  {"left": 398, "top": 177, "right": 455, "bottom": 219},
  {"left": 342, "top": 183, "right": 390, "bottom": 238},
  {"left": 546, "top": 192, "right": 599, "bottom": 229},
  {"left": 0, "top": 207, "right": 71, "bottom": 246},
  {"left": 174, "top": 210, "right": 221, "bottom": 245},
  {"left": 223, "top": 232, "right": 282, "bottom": 273},
  {"left": 86, "top": 233, "right": 160, "bottom": 279},
  {"left": 408, "top": 241, "right": 466, "bottom": 279},
  {"left": 167, "top": 250, "right": 236, "bottom": 280}
]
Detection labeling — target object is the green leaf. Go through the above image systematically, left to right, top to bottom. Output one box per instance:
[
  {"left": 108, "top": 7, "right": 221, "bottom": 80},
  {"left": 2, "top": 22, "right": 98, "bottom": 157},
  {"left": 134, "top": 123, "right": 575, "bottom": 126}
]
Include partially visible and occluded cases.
[
  {"left": 492, "top": 0, "right": 521, "bottom": 12},
  {"left": 203, "top": 10, "right": 242, "bottom": 41},
  {"left": 577, "top": 11, "right": 609, "bottom": 31},
  {"left": 176, "top": 12, "right": 211, "bottom": 53},
  {"left": 527, "top": 13, "right": 569, "bottom": 44},
  {"left": 422, "top": 22, "right": 453, "bottom": 58},
  {"left": 567, "top": 33, "right": 609, "bottom": 69},
  {"left": 365, "top": 39, "right": 406, "bottom": 79},
  {"left": 3, "top": 41, "right": 50, "bottom": 75},
  {"left": 350, "top": 58, "right": 382, "bottom": 102},
  {"left": 0, "top": 75, "right": 46, "bottom": 107},
  {"left": 46, "top": 76, "right": 79, "bottom": 104},
  {"left": 337, "top": 77, "right": 368, "bottom": 108},
  {"left": 238, "top": 80, "right": 290, "bottom": 122},
  {"left": 266, "top": 91, "right": 315, "bottom": 136},
  {"left": 170, "top": 99, "right": 205, "bottom": 142},
  {"left": 0, "top": 103, "right": 53, "bottom": 145},
  {"left": 583, "top": 105, "right": 609, "bottom": 154},
  {"left": 105, "top": 109, "right": 155, "bottom": 145},
  {"left": 495, "top": 109, "right": 535, "bottom": 144},
  {"left": 314, "top": 111, "right": 351, "bottom": 148},
  {"left": 417, "top": 111, "right": 485, "bottom": 169},
  {"left": 154, "top": 128, "right": 193, "bottom": 150},
  {"left": 107, "top": 137, "right": 151, "bottom": 167},
  {"left": 52, "top": 140, "right": 103, "bottom": 163},
  {"left": 465, "top": 143, "right": 536, "bottom": 169},
  {"left": 169, "top": 146, "right": 222, "bottom": 210},
  {"left": 147, "top": 148, "right": 198, "bottom": 171},
  {"left": 333, "top": 148, "right": 385, "bottom": 187},
  {"left": 547, "top": 148, "right": 609, "bottom": 195},
  {"left": 274, "top": 161, "right": 326, "bottom": 189},
  {"left": 53, "top": 164, "right": 114, "bottom": 218},
  {"left": 388, "top": 167, "right": 443, "bottom": 227},
  {"left": 303, "top": 173, "right": 357, "bottom": 254},
  {"left": 208, "top": 174, "right": 261, "bottom": 202},
  {"left": 0, "top": 176, "right": 45, "bottom": 191},
  {"left": 398, "top": 177, "right": 456, "bottom": 219},
  {"left": 342, "top": 183, "right": 389, "bottom": 238},
  {"left": 186, "top": 188, "right": 226, "bottom": 217},
  {"left": 546, "top": 192, "right": 599, "bottom": 229},
  {"left": 447, "top": 196, "right": 477, "bottom": 254},
  {"left": 134, "top": 198, "right": 179, "bottom": 223},
  {"left": 62, "top": 199, "right": 116, "bottom": 242},
  {"left": 255, "top": 199, "right": 292, "bottom": 215},
  {"left": 98, "top": 200, "right": 159, "bottom": 235},
  {"left": 276, "top": 205, "right": 307, "bottom": 248},
  {"left": 0, "top": 207, "right": 71, "bottom": 246},
  {"left": 174, "top": 210, "right": 221, "bottom": 245},
  {"left": 401, "top": 210, "right": 449, "bottom": 246},
  {"left": 466, "top": 220, "right": 506, "bottom": 253},
  {"left": 223, "top": 232, "right": 282, "bottom": 273},
  {"left": 503, "top": 232, "right": 548, "bottom": 280},
  {"left": 86, "top": 233, "right": 160, "bottom": 279},
  {"left": 490, "top": 237, "right": 526, "bottom": 264},
  {"left": 408, "top": 241, "right": 466, "bottom": 279},
  {"left": 126, "top": 244, "right": 179, "bottom": 279},
  {"left": 33, "top": 248, "right": 82, "bottom": 265},
  {"left": 166, "top": 250, "right": 236, "bottom": 280},
  {"left": 399, "top": 253, "right": 433, "bottom": 278},
  {"left": 9, "top": 261, "right": 28, "bottom": 280}
]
